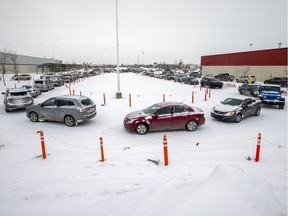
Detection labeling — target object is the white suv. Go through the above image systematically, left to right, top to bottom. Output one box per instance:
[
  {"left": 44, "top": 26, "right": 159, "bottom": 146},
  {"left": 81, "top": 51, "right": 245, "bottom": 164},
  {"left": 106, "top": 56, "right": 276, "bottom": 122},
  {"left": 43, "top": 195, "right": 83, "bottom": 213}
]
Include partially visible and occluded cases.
[{"left": 236, "top": 75, "right": 256, "bottom": 83}]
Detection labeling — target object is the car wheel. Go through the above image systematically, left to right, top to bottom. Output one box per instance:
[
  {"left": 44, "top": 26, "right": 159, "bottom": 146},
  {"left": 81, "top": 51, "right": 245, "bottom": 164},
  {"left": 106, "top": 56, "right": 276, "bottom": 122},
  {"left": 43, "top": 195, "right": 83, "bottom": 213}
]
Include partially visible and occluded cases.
[
  {"left": 236, "top": 79, "right": 239, "bottom": 83},
  {"left": 239, "top": 89, "right": 242, "bottom": 94},
  {"left": 279, "top": 104, "right": 285, "bottom": 109},
  {"left": 254, "top": 107, "right": 261, "bottom": 116},
  {"left": 5, "top": 108, "right": 10, "bottom": 113},
  {"left": 29, "top": 112, "right": 39, "bottom": 122},
  {"left": 235, "top": 113, "right": 242, "bottom": 123},
  {"left": 64, "top": 115, "right": 75, "bottom": 127},
  {"left": 186, "top": 120, "right": 198, "bottom": 131},
  {"left": 135, "top": 123, "right": 148, "bottom": 135}
]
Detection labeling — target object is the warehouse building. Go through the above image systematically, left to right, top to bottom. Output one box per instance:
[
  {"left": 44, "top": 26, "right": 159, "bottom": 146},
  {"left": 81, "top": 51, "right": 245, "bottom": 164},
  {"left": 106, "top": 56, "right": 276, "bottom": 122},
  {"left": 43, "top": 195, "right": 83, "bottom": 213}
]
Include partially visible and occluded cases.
[
  {"left": 201, "top": 48, "right": 287, "bottom": 82},
  {"left": 0, "top": 53, "right": 63, "bottom": 74}
]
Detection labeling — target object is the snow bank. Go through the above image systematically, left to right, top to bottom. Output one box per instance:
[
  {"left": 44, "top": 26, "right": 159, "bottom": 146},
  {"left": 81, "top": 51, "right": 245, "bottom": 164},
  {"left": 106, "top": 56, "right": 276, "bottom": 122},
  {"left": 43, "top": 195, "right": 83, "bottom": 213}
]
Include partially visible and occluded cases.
[{"left": 65, "top": 165, "right": 285, "bottom": 216}]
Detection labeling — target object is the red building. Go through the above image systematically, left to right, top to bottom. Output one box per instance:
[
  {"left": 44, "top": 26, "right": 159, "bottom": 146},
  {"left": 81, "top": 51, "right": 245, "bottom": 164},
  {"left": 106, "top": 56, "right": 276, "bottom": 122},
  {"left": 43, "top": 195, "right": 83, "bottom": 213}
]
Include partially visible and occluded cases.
[{"left": 201, "top": 48, "right": 288, "bottom": 81}]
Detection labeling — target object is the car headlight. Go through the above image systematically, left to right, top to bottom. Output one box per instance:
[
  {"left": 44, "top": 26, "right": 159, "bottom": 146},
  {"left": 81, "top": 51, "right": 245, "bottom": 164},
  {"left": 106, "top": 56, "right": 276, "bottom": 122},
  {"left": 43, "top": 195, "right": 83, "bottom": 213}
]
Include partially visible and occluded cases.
[
  {"left": 211, "top": 107, "right": 215, "bottom": 112},
  {"left": 224, "top": 112, "right": 235, "bottom": 116}
]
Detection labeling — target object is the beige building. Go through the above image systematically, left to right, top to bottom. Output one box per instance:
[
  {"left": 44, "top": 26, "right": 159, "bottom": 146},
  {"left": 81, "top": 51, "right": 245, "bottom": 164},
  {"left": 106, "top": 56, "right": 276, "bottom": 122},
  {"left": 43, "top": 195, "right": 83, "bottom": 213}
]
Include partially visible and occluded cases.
[{"left": 0, "top": 53, "right": 62, "bottom": 74}]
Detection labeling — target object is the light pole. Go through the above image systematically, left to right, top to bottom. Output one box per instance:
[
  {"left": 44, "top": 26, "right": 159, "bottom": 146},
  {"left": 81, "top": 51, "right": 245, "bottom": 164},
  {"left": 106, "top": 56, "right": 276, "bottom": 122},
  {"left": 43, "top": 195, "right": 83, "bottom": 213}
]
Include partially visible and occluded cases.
[{"left": 115, "top": 0, "right": 122, "bottom": 98}]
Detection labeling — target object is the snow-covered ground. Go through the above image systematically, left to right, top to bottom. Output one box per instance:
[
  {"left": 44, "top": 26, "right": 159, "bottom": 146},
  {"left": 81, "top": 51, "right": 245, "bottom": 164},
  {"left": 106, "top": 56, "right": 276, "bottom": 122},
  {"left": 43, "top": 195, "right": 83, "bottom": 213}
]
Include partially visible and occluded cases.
[{"left": 0, "top": 73, "right": 287, "bottom": 216}]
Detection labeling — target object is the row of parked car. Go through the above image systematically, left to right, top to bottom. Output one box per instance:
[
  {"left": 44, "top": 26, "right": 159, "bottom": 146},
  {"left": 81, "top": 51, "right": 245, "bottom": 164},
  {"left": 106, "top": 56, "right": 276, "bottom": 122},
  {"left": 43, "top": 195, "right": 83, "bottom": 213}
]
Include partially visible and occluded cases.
[{"left": 1, "top": 70, "right": 287, "bottom": 135}]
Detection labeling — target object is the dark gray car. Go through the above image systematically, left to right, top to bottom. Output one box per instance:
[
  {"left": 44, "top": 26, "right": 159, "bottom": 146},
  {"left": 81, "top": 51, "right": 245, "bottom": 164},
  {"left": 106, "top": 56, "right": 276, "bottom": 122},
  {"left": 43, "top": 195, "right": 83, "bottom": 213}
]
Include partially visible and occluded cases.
[
  {"left": 26, "top": 95, "right": 97, "bottom": 126},
  {"left": 211, "top": 97, "right": 261, "bottom": 123}
]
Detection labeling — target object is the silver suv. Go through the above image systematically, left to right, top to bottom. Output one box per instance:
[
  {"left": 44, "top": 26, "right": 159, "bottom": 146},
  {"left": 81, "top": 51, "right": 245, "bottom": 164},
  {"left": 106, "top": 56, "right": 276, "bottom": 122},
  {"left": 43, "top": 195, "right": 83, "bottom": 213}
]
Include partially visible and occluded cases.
[
  {"left": 34, "top": 79, "right": 54, "bottom": 92},
  {"left": 2, "top": 88, "right": 34, "bottom": 112},
  {"left": 26, "top": 95, "right": 96, "bottom": 126}
]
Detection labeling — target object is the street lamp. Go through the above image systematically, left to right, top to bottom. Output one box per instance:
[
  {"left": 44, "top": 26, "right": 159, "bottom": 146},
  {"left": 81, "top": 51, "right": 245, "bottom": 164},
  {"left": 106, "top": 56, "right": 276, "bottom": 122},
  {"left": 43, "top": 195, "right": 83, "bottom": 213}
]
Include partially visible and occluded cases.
[{"left": 115, "top": 0, "right": 122, "bottom": 99}]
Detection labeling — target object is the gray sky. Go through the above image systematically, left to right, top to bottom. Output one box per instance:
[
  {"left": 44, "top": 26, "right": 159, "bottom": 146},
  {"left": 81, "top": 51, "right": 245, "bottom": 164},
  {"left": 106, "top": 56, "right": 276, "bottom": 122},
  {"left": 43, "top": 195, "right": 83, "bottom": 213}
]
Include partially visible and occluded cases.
[{"left": 0, "top": 0, "right": 287, "bottom": 65}]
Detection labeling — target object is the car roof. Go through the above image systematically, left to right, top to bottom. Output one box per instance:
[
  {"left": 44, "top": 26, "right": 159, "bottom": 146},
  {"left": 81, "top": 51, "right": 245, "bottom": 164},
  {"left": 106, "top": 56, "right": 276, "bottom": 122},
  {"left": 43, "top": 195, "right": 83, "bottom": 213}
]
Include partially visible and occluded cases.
[
  {"left": 260, "top": 84, "right": 281, "bottom": 87},
  {"left": 8, "top": 87, "right": 28, "bottom": 93},
  {"left": 55, "top": 95, "right": 88, "bottom": 100},
  {"left": 157, "top": 102, "right": 187, "bottom": 107}
]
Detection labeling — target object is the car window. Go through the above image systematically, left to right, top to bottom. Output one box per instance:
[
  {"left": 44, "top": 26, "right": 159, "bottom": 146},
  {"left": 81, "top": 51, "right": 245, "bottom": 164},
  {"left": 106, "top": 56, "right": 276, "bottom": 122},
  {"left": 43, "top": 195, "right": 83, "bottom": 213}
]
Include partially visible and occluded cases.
[
  {"left": 10, "top": 91, "right": 28, "bottom": 96},
  {"left": 42, "top": 98, "right": 56, "bottom": 107},
  {"left": 80, "top": 98, "right": 93, "bottom": 107},
  {"left": 243, "top": 98, "right": 252, "bottom": 105},
  {"left": 56, "top": 99, "right": 68, "bottom": 107},
  {"left": 67, "top": 101, "right": 76, "bottom": 106},
  {"left": 156, "top": 106, "right": 171, "bottom": 115},
  {"left": 174, "top": 106, "right": 186, "bottom": 113}
]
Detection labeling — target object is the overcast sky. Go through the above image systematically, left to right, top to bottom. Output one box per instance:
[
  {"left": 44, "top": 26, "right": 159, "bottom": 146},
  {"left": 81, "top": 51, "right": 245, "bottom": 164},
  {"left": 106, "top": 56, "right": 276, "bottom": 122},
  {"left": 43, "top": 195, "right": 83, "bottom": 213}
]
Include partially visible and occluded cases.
[{"left": 0, "top": 0, "right": 287, "bottom": 65}]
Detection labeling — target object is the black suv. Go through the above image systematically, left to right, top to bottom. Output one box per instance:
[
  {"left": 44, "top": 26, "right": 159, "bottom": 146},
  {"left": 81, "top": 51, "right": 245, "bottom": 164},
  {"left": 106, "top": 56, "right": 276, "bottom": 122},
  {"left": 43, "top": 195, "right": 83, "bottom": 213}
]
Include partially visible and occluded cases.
[
  {"left": 214, "top": 73, "right": 235, "bottom": 81},
  {"left": 200, "top": 77, "right": 223, "bottom": 88},
  {"left": 264, "top": 77, "right": 287, "bottom": 87}
]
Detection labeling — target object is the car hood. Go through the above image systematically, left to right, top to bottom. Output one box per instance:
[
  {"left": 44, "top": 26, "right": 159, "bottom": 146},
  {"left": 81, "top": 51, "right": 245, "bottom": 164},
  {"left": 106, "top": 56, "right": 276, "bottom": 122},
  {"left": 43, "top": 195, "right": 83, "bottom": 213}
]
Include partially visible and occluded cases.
[
  {"left": 214, "top": 104, "right": 238, "bottom": 112},
  {"left": 125, "top": 110, "right": 147, "bottom": 119}
]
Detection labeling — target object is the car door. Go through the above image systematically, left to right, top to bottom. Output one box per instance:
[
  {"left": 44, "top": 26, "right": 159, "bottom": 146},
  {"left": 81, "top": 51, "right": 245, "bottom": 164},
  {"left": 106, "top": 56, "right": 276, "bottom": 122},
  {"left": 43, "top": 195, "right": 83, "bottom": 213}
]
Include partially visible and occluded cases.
[
  {"left": 39, "top": 98, "right": 56, "bottom": 120},
  {"left": 242, "top": 98, "right": 254, "bottom": 117},
  {"left": 53, "top": 99, "right": 70, "bottom": 122},
  {"left": 171, "top": 105, "right": 188, "bottom": 129},
  {"left": 149, "top": 106, "right": 172, "bottom": 131}
]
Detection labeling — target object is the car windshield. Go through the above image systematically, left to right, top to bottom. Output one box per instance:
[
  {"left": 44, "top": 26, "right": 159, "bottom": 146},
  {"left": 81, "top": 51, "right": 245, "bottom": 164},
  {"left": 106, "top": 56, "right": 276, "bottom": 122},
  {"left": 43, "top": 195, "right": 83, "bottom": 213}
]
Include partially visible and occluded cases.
[
  {"left": 209, "top": 78, "right": 218, "bottom": 81},
  {"left": 249, "top": 85, "right": 259, "bottom": 90},
  {"left": 261, "top": 86, "right": 280, "bottom": 92},
  {"left": 222, "top": 98, "right": 243, "bottom": 106},
  {"left": 144, "top": 103, "right": 161, "bottom": 114}
]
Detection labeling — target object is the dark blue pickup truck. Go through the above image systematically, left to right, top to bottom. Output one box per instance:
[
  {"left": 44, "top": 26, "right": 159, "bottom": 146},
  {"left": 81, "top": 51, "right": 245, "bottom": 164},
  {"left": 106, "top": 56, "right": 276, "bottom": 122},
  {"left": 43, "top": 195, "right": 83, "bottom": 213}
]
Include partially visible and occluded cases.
[{"left": 258, "top": 84, "right": 285, "bottom": 109}]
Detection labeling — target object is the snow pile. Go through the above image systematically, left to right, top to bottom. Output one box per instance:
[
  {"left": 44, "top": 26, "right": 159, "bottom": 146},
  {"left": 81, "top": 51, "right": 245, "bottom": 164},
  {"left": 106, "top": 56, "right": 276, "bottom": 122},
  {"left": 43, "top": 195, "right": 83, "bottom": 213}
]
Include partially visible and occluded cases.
[{"left": 66, "top": 165, "right": 285, "bottom": 216}]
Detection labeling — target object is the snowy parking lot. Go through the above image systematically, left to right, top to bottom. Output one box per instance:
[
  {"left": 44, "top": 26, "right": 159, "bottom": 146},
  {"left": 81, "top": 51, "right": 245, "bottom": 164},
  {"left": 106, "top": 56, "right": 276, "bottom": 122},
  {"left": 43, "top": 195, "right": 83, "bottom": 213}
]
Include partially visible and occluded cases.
[{"left": 0, "top": 72, "right": 287, "bottom": 216}]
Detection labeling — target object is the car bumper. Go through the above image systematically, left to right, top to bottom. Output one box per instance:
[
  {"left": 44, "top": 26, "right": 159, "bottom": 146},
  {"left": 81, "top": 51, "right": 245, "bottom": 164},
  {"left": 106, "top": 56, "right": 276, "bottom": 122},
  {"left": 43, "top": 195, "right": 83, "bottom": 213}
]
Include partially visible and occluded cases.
[
  {"left": 261, "top": 99, "right": 284, "bottom": 105},
  {"left": 6, "top": 102, "right": 34, "bottom": 111},
  {"left": 77, "top": 111, "right": 97, "bottom": 123},
  {"left": 211, "top": 112, "right": 236, "bottom": 122}
]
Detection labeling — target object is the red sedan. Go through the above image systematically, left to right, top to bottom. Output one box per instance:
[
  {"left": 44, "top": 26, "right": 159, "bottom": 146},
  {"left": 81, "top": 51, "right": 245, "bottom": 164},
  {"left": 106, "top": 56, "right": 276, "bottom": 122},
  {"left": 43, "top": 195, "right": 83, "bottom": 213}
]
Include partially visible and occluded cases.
[{"left": 124, "top": 102, "right": 205, "bottom": 135}]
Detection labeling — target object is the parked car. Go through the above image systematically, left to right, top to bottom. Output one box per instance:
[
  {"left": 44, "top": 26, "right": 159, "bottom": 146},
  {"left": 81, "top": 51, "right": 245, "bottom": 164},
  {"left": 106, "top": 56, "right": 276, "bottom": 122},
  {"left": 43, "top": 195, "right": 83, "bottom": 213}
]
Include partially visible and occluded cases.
[
  {"left": 215, "top": 73, "right": 235, "bottom": 81},
  {"left": 11, "top": 74, "right": 32, "bottom": 81},
  {"left": 61, "top": 74, "right": 74, "bottom": 83},
  {"left": 235, "top": 75, "right": 256, "bottom": 83},
  {"left": 48, "top": 76, "right": 64, "bottom": 87},
  {"left": 183, "top": 77, "right": 199, "bottom": 85},
  {"left": 200, "top": 77, "right": 223, "bottom": 88},
  {"left": 264, "top": 77, "right": 287, "bottom": 87},
  {"left": 34, "top": 79, "right": 54, "bottom": 92},
  {"left": 238, "top": 83, "right": 259, "bottom": 97},
  {"left": 22, "top": 84, "right": 41, "bottom": 98},
  {"left": 258, "top": 84, "right": 285, "bottom": 109},
  {"left": 2, "top": 88, "right": 34, "bottom": 112},
  {"left": 26, "top": 95, "right": 97, "bottom": 127},
  {"left": 211, "top": 97, "right": 261, "bottom": 123},
  {"left": 124, "top": 102, "right": 205, "bottom": 135}
]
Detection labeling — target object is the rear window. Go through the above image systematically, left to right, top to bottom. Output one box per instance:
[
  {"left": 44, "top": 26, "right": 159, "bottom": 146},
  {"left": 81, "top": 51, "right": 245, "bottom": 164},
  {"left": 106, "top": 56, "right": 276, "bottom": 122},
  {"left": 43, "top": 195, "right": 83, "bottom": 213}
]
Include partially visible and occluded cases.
[
  {"left": 35, "top": 80, "right": 44, "bottom": 84},
  {"left": 10, "top": 91, "right": 28, "bottom": 96},
  {"left": 80, "top": 98, "right": 94, "bottom": 107}
]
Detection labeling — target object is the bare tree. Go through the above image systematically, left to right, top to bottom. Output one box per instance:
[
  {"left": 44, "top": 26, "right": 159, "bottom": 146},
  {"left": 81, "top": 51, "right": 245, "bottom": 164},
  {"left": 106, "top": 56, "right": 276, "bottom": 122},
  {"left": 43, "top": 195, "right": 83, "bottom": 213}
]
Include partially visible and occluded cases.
[
  {"left": 0, "top": 48, "right": 10, "bottom": 86},
  {"left": 8, "top": 51, "right": 19, "bottom": 83}
]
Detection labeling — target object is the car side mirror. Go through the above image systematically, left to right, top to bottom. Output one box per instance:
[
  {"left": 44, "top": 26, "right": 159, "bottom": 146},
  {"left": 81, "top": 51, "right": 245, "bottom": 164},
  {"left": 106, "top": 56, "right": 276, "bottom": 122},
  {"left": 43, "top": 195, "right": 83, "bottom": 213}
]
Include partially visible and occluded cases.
[{"left": 152, "top": 113, "right": 158, "bottom": 118}]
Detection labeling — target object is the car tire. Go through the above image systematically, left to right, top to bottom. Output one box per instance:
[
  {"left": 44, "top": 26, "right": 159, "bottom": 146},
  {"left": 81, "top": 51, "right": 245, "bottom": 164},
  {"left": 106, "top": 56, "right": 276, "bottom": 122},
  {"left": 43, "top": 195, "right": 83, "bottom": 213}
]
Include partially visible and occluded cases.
[
  {"left": 239, "top": 89, "right": 242, "bottom": 94},
  {"left": 279, "top": 104, "right": 285, "bottom": 109},
  {"left": 254, "top": 107, "right": 261, "bottom": 116},
  {"left": 29, "top": 112, "right": 39, "bottom": 122},
  {"left": 235, "top": 113, "right": 242, "bottom": 123},
  {"left": 64, "top": 115, "right": 75, "bottom": 127},
  {"left": 186, "top": 120, "right": 198, "bottom": 131},
  {"left": 135, "top": 123, "right": 148, "bottom": 135}
]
